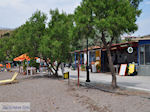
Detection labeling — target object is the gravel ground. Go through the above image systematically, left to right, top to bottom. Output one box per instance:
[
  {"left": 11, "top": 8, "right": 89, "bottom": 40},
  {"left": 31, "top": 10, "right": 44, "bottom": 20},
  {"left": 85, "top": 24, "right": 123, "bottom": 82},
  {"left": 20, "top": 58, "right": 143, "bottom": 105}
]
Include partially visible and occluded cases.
[{"left": 0, "top": 72, "right": 150, "bottom": 112}]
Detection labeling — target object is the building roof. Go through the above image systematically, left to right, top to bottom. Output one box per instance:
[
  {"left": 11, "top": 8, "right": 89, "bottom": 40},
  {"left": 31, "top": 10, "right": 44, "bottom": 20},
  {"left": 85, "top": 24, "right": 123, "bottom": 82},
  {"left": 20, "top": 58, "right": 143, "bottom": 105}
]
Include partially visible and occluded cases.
[
  {"left": 71, "top": 34, "right": 150, "bottom": 54},
  {"left": 131, "top": 34, "right": 150, "bottom": 41},
  {"left": 71, "top": 41, "right": 138, "bottom": 53},
  {"left": 102, "top": 41, "right": 138, "bottom": 51},
  {"left": 71, "top": 46, "right": 101, "bottom": 53}
]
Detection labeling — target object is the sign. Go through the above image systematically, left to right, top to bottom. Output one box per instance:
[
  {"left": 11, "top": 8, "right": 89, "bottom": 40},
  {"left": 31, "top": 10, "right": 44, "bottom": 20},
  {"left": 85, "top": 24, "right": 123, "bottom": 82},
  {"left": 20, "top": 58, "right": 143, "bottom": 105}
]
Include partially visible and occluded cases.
[
  {"left": 127, "top": 47, "right": 133, "bottom": 53},
  {"left": 95, "top": 50, "right": 101, "bottom": 68},
  {"left": 95, "top": 51, "right": 100, "bottom": 60},
  {"left": 96, "top": 57, "right": 100, "bottom": 60},
  {"left": 36, "top": 58, "right": 40, "bottom": 63},
  {"left": 119, "top": 64, "right": 127, "bottom": 76},
  {"left": 128, "top": 64, "right": 135, "bottom": 75},
  {"left": 0, "top": 102, "right": 30, "bottom": 112}
]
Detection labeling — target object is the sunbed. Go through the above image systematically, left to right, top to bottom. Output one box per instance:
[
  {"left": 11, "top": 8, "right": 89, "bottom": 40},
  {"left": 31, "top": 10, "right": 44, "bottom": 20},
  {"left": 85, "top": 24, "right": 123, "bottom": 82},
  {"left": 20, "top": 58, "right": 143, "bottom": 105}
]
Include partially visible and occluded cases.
[{"left": 0, "top": 72, "right": 18, "bottom": 85}]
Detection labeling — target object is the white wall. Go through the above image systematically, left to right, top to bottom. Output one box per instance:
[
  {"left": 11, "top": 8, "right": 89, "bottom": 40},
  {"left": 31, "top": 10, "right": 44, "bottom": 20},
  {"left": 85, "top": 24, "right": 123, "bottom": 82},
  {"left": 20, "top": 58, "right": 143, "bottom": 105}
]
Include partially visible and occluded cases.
[{"left": 84, "top": 51, "right": 90, "bottom": 65}]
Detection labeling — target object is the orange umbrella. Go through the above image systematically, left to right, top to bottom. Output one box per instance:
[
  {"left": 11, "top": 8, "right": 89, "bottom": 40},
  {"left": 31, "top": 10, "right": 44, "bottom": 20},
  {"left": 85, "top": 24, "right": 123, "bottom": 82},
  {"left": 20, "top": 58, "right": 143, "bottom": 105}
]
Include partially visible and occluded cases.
[
  {"left": 13, "top": 54, "right": 30, "bottom": 61},
  {"left": 13, "top": 57, "right": 22, "bottom": 61},
  {"left": 35, "top": 57, "right": 39, "bottom": 59},
  {"left": 0, "top": 64, "right": 3, "bottom": 67}
]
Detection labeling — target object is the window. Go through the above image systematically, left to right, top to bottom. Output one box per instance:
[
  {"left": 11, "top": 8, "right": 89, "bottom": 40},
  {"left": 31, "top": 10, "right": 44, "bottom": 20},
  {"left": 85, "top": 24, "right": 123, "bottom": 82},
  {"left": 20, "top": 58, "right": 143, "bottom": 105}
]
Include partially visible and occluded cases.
[
  {"left": 139, "top": 44, "right": 150, "bottom": 65},
  {"left": 140, "top": 45, "right": 144, "bottom": 65},
  {"left": 145, "top": 45, "right": 150, "bottom": 65}
]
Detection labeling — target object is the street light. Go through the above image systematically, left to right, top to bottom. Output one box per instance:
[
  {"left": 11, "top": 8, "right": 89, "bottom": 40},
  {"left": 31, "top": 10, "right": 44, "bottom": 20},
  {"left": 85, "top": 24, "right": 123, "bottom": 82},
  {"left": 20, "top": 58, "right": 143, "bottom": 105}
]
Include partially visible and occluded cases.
[
  {"left": 86, "top": 4, "right": 93, "bottom": 82},
  {"left": 73, "top": 12, "right": 91, "bottom": 82},
  {"left": 86, "top": 37, "right": 90, "bottom": 82}
]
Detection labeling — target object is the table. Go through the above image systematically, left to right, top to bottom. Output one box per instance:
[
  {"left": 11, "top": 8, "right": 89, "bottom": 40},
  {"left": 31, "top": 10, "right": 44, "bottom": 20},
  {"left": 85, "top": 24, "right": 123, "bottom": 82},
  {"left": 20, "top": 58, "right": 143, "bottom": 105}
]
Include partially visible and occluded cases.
[{"left": 27, "top": 67, "right": 36, "bottom": 75}]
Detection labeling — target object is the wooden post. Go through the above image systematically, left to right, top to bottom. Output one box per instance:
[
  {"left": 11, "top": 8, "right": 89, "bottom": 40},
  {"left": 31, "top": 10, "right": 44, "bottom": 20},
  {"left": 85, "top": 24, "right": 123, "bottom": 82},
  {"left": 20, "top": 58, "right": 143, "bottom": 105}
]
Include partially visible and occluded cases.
[{"left": 78, "top": 52, "right": 80, "bottom": 87}]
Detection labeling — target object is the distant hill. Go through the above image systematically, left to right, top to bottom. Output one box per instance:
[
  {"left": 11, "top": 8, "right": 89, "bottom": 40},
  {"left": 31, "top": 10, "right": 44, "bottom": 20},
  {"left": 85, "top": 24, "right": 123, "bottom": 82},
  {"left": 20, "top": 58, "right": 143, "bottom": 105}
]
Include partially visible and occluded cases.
[
  {"left": 0, "top": 26, "right": 14, "bottom": 30},
  {"left": 0, "top": 28, "right": 13, "bottom": 38}
]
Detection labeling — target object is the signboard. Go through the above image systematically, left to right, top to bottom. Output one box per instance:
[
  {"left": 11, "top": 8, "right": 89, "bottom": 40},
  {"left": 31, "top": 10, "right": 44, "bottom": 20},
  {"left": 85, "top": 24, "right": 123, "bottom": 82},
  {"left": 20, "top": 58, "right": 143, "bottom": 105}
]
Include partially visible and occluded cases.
[
  {"left": 127, "top": 47, "right": 133, "bottom": 53},
  {"left": 95, "top": 50, "right": 101, "bottom": 68},
  {"left": 96, "top": 51, "right": 100, "bottom": 57},
  {"left": 36, "top": 58, "right": 40, "bottom": 63},
  {"left": 119, "top": 64, "right": 127, "bottom": 76},
  {"left": 128, "top": 64, "right": 135, "bottom": 75}
]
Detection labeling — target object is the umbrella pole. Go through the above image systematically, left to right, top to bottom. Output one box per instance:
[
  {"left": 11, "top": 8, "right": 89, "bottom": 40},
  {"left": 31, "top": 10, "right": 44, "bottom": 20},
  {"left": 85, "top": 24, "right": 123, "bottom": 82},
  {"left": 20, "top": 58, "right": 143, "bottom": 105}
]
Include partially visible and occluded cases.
[
  {"left": 19, "top": 61, "right": 21, "bottom": 73},
  {"left": 27, "top": 61, "right": 29, "bottom": 76}
]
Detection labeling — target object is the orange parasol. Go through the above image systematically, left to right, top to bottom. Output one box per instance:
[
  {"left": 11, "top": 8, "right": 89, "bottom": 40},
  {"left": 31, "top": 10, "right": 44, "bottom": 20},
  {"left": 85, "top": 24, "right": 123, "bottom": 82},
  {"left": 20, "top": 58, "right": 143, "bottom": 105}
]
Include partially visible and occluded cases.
[
  {"left": 13, "top": 54, "right": 30, "bottom": 61},
  {"left": 35, "top": 57, "right": 39, "bottom": 59},
  {"left": 0, "top": 64, "right": 3, "bottom": 67}
]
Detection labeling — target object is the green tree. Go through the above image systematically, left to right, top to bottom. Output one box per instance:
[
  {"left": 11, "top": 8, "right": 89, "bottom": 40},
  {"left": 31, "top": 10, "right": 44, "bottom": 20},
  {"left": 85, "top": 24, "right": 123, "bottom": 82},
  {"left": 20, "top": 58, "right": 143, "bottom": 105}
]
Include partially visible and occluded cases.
[
  {"left": 75, "top": 0, "right": 142, "bottom": 88},
  {"left": 39, "top": 9, "right": 73, "bottom": 76},
  {"left": 11, "top": 10, "right": 47, "bottom": 58},
  {"left": 0, "top": 37, "right": 13, "bottom": 62}
]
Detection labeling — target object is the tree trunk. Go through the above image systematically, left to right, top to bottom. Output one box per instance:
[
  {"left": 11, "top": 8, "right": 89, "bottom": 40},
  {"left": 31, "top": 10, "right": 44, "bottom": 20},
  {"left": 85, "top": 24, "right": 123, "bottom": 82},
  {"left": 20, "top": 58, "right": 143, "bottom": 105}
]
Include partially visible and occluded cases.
[
  {"left": 101, "top": 31, "right": 117, "bottom": 88},
  {"left": 106, "top": 48, "right": 117, "bottom": 88},
  {"left": 44, "top": 58, "right": 61, "bottom": 77},
  {"left": 44, "top": 59, "right": 54, "bottom": 75},
  {"left": 49, "top": 62, "right": 56, "bottom": 71},
  {"left": 54, "top": 62, "right": 61, "bottom": 77},
  {"left": 47, "top": 65, "right": 54, "bottom": 75},
  {"left": 49, "top": 67, "right": 54, "bottom": 75}
]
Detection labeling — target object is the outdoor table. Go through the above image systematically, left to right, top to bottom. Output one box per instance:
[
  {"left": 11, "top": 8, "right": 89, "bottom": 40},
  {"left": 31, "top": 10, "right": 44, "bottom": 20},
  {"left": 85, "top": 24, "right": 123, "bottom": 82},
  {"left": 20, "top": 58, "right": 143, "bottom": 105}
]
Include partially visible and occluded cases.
[{"left": 27, "top": 67, "right": 36, "bottom": 75}]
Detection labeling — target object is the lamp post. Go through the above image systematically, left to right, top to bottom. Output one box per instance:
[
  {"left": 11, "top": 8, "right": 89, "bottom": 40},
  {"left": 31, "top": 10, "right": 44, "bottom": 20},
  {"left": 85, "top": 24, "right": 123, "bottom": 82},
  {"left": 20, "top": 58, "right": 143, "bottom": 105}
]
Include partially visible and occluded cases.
[
  {"left": 86, "top": 4, "right": 93, "bottom": 82},
  {"left": 86, "top": 37, "right": 90, "bottom": 82}
]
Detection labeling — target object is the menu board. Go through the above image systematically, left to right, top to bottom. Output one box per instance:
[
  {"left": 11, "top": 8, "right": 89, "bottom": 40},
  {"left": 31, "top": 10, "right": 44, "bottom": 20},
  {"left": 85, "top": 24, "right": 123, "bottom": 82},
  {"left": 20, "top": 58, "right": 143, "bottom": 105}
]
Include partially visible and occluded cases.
[{"left": 119, "top": 64, "right": 127, "bottom": 76}]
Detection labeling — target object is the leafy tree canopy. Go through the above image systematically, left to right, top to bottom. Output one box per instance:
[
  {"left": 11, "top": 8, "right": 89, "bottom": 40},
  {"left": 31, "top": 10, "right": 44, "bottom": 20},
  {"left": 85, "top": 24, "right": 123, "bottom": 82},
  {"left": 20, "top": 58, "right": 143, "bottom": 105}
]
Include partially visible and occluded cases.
[
  {"left": 74, "top": 0, "right": 142, "bottom": 88},
  {"left": 39, "top": 9, "right": 73, "bottom": 63},
  {"left": 11, "top": 10, "right": 47, "bottom": 58}
]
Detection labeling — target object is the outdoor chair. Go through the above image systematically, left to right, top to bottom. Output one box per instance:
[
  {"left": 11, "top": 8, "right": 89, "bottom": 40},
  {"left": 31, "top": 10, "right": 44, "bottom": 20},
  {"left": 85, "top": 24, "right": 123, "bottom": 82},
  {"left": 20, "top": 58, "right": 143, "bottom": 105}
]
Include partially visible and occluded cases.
[{"left": 0, "top": 72, "right": 18, "bottom": 85}]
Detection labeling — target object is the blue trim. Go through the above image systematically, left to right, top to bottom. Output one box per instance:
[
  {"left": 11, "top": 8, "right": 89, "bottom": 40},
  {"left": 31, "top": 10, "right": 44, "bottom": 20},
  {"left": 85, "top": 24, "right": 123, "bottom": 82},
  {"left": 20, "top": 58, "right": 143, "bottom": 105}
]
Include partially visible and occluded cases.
[
  {"left": 139, "top": 40, "right": 150, "bottom": 45},
  {"left": 137, "top": 46, "right": 139, "bottom": 65},
  {"left": 80, "top": 54, "right": 82, "bottom": 64}
]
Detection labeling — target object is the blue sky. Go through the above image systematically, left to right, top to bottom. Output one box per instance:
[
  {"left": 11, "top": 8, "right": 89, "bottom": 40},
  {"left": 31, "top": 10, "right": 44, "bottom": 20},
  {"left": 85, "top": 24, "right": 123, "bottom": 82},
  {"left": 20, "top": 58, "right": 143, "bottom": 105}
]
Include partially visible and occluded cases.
[
  {"left": 0, "top": 0, "right": 149, "bottom": 37},
  {"left": 133, "top": 0, "right": 150, "bottom": 37}
]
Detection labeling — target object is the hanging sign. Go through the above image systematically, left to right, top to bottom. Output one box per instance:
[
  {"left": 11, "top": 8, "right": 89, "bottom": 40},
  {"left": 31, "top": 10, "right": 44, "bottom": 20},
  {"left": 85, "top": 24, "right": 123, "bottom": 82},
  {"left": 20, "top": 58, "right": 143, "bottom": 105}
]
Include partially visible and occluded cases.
[{"left": 127, "top": 47, "right": 133, "bottom": 53}]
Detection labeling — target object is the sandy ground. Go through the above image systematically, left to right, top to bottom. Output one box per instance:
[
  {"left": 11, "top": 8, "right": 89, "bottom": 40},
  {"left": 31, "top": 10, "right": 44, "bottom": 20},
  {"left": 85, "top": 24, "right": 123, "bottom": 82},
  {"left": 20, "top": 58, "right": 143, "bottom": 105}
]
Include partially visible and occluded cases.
[{"left": 0, "top": 71, "right": 150, "bottom": 112}]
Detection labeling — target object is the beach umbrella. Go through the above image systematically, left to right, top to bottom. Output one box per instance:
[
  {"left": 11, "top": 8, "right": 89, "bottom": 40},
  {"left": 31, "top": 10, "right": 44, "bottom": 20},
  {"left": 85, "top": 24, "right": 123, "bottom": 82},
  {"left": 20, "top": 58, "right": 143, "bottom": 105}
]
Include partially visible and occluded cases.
[
  {"left": 13, "top": 54, "right": 30, "bottom": 61},
  {"left": 0, "top": 64, "right": 3, "bottom": 67}
]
